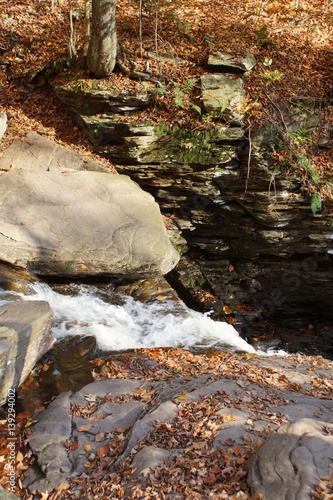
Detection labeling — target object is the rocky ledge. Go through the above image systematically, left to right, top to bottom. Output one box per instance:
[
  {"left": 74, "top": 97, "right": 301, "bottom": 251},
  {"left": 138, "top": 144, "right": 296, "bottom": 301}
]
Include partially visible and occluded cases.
[{"left": 19, "top": 349, "right": 333, "bottom": 499}]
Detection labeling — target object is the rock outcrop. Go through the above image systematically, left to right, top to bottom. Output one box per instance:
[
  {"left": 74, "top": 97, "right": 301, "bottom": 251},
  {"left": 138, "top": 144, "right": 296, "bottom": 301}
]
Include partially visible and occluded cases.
[
  {"left": 0, "top": 134, "right": 179, "bottom": 278},
  {"left": 0, "top": 301, "right": 55, "bottom": 405},
  {"left": 24, "top": 354, "right": 333, "bottom": 498},
  {"left": 247, "top": 418, "right": 333, "bottom": 499}
]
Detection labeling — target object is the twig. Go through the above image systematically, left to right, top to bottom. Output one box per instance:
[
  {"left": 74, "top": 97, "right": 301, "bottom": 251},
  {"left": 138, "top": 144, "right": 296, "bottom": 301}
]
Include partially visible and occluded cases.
[
  {"left": 154, "top": 0, "right": 161, "bottom": 75},
  {"left": 272, "top": 1, "right": 333, "bottom": 33},
  {"left": 116, "top": 57, "right": 161, "bottom": 85},
  {"left": 264, "top": 91, "right": 288, "bottom": 134},
  {"left": 245, "top": 126, "right": 252, "bottom": 194}
]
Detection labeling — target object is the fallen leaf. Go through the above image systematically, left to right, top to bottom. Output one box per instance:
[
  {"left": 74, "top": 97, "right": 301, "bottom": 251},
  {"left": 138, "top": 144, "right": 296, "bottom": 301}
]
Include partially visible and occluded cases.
[
  {"left": 178, "top": 391, "right": 187, "bottom": 401},
  {"left": 78, "top": 423, "right": 94, "bottom": 432},
  {"left": 95, "top": 432, "right": 105, "bottom": 443},
  {"left": 71, "top": 441, "right": 79, "bottom": 451},
  {"left": 83, "top": 443, "right": 91, "bottom": 452},
  {"left": 97, "top": 443, "right": 110, "bottom": 458},
  {"left": 233, "top": 445, "right": 242, "bottom": 455},
  {"left": 203, "top": 474, "right": 217, "bottom": 485},
  {"left": 57, "top": 482, "right": 70, "bottom": 491}
]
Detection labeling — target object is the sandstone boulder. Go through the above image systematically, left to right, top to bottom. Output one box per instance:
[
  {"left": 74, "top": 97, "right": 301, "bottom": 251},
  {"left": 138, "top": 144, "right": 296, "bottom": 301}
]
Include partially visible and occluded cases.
[
  {"left": 0, "top": 111, "right": 7, "bottom": 141},
  {"left": 0, "top": 168, "right": 179, "bottom": 278},
  {"left": 0, "top": 301, "right": 55, "bottom": 406}
]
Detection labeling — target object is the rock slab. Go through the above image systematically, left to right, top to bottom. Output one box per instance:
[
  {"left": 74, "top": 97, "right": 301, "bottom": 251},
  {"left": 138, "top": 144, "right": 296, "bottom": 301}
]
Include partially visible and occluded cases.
[
  {"left": 201, "top": 74, "right": 246, "bottom": 125},
  {"left": 0, "top": 111, "right": 7, "bottom": 141},
  {"left": 0, "top": 131, "right": 109, "bottom": 173},
  {"left": 0, "top": 168, "right": 179, "bottom": 277},
  {"left": 0, "top": 301, "right": 55, "bottom": 406},
  {"left": 247, "top": 418, "right": 333, "bottom": 499}
]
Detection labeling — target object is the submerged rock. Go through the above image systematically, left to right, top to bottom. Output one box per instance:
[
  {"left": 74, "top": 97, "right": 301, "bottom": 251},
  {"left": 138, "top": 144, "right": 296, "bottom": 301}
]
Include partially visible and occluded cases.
[{"left": 0, "top": 301, "right": 55, "bottom": 406}]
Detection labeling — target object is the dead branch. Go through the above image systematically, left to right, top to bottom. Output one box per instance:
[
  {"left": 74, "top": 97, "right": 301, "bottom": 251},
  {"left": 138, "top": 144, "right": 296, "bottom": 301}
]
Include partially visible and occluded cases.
[{"left": 116, "top": 57, "right": 161, "bottom": 85}]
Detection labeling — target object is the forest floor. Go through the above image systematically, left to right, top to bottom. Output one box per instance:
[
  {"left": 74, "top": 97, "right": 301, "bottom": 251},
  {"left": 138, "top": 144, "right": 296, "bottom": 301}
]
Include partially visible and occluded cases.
[
  {"left": 0, "top": 0, "right": 333, "bottom": 203},
  {"left": 0, "top": 1, "right": 333, "bottom": 498}
]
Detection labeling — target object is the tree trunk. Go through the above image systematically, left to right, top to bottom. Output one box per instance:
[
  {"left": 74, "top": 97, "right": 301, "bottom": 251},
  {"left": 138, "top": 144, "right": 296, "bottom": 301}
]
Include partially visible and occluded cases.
[{"left": 87, "top": 0, "right": 117, "bottom": 78}]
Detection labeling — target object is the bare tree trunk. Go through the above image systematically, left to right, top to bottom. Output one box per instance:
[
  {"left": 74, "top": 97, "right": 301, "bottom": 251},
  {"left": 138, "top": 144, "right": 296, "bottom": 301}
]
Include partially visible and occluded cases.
[
  {"left": 69, "top": 0, "right": 77, "bottom": 58},
  {"left": 85, "top": 0, "right": 90, "bottom": 38},
  {"left": 87, "top": 0, "right": 117, "bottom": 78},
  {"left": 139, "top": 0, "right": 142, "bottom": 57}
]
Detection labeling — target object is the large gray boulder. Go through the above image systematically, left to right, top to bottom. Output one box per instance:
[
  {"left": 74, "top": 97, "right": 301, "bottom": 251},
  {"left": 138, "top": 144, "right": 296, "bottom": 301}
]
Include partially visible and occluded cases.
[
  {"left": 0, "top": 131, "right": 108, "bottom": 173},
  {"left": 0, "top": 168, "right": 179, "bottom": 277},
  {"left": 0, "top": 301, "right": 55, "bottom": 406}
]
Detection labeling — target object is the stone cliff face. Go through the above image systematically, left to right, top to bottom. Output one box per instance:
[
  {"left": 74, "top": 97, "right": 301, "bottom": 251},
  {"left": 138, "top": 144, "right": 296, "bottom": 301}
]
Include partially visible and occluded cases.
[
  {"left": 52, "top": 65, "right": 333, "bottom": 350},
  {"left": 59, "top": 112, "right": 332, "bottom": 335},
  {"left": 112, "top": 124, "right": 333, "bottom": 330}
]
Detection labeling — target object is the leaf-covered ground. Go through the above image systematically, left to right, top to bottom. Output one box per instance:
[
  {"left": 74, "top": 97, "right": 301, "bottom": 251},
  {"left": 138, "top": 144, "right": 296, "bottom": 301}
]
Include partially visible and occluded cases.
[
  {"left": 0, "top": 0, "right": 333, "bottom": 203},
  {"left": 0, "top": 348, "right": 332, "bottom": 498}
]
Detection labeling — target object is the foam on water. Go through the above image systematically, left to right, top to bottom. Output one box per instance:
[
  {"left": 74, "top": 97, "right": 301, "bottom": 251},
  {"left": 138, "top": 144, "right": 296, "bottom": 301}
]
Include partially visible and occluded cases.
[{"left": 0, "top": 282, "right": 256, "bottom": 353}]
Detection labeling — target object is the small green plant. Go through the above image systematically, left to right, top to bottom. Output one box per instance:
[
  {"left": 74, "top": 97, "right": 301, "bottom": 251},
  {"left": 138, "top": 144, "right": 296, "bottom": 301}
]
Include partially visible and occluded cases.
[
  {"left": 178, "top": 19, "right": 194, "bottom": 42},
  {"left": 256, "top": 25, "right": 274, "bottom": 47},
  {"left": 263, "top": 57, "right": 272, "bottom": 67},
  {"left": 260, "top": 70, "right": 284, "bottom": 85},
  {"left": 142, "top": 79, "right": 201, "bottom": 115},
  {"left": 288, "top": 128, "right": 311, "bottom": 146},
  {"left": 296, "top": 153, "right": 324, "bottom": 214},
  {"left": 297, "top": 153, "right": 320, "bottom": 184},
  {"left": 310, "top": 192, "right": 322, "bottom": 215}
]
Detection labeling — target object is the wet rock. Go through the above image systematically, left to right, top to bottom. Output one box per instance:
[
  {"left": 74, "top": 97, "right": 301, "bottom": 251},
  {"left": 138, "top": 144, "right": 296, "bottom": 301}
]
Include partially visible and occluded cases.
[
  {"left": 0, "top": 168, "right": 179, "bottom": 278},
  {"left": 0, "top": 262, "right": 39, "bottom": 293},
  {"left": 115, "top": 276, "right": 179, "bottom": 303},
  {"left": 0, "top": 301, "right": 55, "bottom": 406},
  {"left": 247, "top": 418, "right": 333, "bottom": 500}
]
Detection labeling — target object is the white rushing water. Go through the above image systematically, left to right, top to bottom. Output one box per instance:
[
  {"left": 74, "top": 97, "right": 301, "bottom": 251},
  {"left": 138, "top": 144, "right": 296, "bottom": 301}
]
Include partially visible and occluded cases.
[{"left": 0, "top": 282, "right": 257, "bottom": 353}]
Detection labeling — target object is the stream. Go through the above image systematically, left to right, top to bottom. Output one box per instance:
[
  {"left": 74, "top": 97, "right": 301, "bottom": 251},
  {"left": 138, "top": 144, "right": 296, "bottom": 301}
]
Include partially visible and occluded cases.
[{"left": 0, "top": 281, "right": 258, "bottom": 354}]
